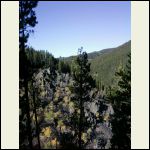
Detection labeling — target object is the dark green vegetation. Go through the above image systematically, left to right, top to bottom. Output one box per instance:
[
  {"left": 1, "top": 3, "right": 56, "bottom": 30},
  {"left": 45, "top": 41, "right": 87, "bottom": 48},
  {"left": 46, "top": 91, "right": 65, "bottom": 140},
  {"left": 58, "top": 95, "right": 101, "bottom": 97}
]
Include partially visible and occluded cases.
[
  {"left": 19, "top": 1, "right": 131, "bottom": 149},
  {"left": 19, "top": 1, "right": 39, "bottom": 149},
  {"left": 62, "top": 40, "right": 131, "bottom": 89},
  {"left": 90, "top": 41, "right": 131, "bottom": 88},
  {"left": 71, "top": 48, "right": 96, "bottom": 148},
  {"left": 107, "top": 54, "right": 131, "bottom": 149}
]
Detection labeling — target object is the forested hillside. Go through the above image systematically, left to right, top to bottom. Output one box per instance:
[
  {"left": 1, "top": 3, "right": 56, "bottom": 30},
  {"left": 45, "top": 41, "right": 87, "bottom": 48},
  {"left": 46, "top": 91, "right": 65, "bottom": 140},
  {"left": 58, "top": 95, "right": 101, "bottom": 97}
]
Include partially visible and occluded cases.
[
  {"left": 19, "top": 1, "right": 131, "bottom": 149},
  {"left": 24, "top": 40, "right": 131, "bottom": 90},
  {"left": 90, "top": 40, "right": 131, "bottom": 87},
  {"left": 63, "top": 41, "right": 131, "bottom": 89},
  {"left": 20, "top": 43, "right": 131, "bottom": 149}
]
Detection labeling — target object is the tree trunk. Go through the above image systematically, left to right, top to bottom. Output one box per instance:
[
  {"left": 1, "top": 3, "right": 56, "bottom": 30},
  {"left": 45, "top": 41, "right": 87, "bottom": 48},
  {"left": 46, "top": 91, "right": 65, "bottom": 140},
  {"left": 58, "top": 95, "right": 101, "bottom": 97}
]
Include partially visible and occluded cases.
[
  {"left": 20, "top": 2, "right": 32, "bottom": 147},
  {"left": 22, "top": 47, "right": 32, "bottom": 148},
  {"left": 78, "top": 63, "right": 83, "bottom": 149},
  {"left": 24, "top": 74, "right": 32, "bottom": 148},
  {"left": 32, "top": 79, "right": 41, "bottom": 149},
  {"left": 79, "top": 99, "right": 82, "bottom": 149}
]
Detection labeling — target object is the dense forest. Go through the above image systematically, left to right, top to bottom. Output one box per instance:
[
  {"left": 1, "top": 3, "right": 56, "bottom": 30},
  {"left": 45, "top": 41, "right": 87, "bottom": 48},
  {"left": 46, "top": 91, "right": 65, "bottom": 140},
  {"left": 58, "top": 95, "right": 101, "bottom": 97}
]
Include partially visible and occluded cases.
[
  {"left": 19, "top": 1, "right": 131, "bottom": 149},
  {"left": 63, "top": 40, "right": 131, "bottom": 89}
]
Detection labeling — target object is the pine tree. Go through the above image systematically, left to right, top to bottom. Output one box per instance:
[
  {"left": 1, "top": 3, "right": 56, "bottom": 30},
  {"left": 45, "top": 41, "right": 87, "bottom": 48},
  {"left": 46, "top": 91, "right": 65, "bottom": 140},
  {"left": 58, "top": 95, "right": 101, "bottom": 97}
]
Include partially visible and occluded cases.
[
  {"left": 19, "top": 1, "right": 38, "bottom": 148},
  {"left": 71, "top": 47, "right": 96, "bottom": 148},
  {"left": 108, "top": 53, "right": 131, "bottom": 149},
  {"left": 58, "top": 59, "right": 71, "bottom": 74},
  {"left": 32, "top": 79, "right": 41, "bottom": 149}
]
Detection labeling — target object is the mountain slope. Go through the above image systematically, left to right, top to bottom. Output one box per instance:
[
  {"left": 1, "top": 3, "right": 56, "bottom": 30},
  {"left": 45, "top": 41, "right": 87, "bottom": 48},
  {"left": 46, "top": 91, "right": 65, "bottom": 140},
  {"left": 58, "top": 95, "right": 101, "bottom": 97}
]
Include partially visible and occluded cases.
[
  {"left": 63, "top": 40, "right": 131, "bottom": 88},
  {"left": 90, "top": 40, "right": 131, "bottom": 87},
  {"left": 88, "top": 41, "right": 130, "bottom": 60}
]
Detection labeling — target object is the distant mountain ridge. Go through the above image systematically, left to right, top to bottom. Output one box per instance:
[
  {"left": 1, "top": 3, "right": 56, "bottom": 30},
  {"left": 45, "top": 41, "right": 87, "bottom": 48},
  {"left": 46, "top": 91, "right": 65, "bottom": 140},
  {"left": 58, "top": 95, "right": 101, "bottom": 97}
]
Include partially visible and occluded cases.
[
  {"left": 63, "top": 40, "right": 131, "bottom": 61},
  {"left": 64, "top": 40, "right": 131, "bottom": 88},
  {"left": 88, "top": 40, "right": 131, "bottom": 59}
]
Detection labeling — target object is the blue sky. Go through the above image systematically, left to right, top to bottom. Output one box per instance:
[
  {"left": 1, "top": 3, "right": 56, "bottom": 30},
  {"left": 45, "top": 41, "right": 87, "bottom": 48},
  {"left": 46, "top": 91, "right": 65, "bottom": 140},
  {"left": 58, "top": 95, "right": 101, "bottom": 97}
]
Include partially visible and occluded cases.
[{"left": 28, "top": 1, "right": 131, "bottom": 58}]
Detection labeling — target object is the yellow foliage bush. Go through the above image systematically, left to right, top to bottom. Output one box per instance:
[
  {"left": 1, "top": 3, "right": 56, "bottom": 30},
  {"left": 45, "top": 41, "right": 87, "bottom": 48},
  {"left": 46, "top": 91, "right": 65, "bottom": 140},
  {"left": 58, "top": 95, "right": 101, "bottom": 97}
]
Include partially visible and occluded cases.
[
  {"left": 65, "top": 87, "right": 69, "bottom": 92},
  {"left": 41, "top": 91, "right": 45, "bottom": 97},
  {"left": 55, "top": 91, "right": 60, "bottom": 98},
  {"left": 63, "top": 96, "right": 70, "bottom": 103},
  {"left": 54, "top": 97, "right": 58, "bottom": 102},
  {"left": 69, "top": 101, "right": 74, "bottom": 107},
  {"left": 49, "top": 104, "right": 54, "bottom": 110},
  {"left": 77, "top": 109, "right": 80, "bottom": 114},
  {"left": 44, "top": 111, "right": 54, "bottom": 121},
  {"left": 54, "top": 112, "right": 59, "bottom": 119},
  {"left": 96, "top": 112, "right": 99, "bottom": 118},
  {"left": 103, "top": 114, "right": 109, "bottom": 121},
  {"left": 32, "top": 115, "right": 39, "bottom": 122},
  {"left": 58, "top": 120, "right": 64, "bottom": 127},
  {"left": 61, "top": 125, "right": 66, "bottom": 133},
  {"left": 42, "top": 127, "right": 51, "bottom": 137},
  {"left": 87, "top": 128, "right": 92, "bottom": 134},
  {"left": 81, "top": 133, "right": 88, "bottom": 143},
  {"left": 51, "top": 138, "right": 57, "bottom": 146}
]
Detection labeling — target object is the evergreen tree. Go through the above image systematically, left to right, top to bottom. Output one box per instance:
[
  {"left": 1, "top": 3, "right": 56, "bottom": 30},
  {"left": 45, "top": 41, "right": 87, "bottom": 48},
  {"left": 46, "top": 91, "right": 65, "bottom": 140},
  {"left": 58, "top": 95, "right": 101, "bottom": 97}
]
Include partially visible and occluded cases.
[
  {"left": 19, "top": 1, "right": 38, "bottom": 148},
  {"left": 71, "top": 47, "right": 96, "bottom": 148},
  {"left": 108, "top": 53, "right": 131, "bottom": 149},
  {"left": 58, "top": 59, "right": 71, "bottom": 74},
  {"left": 32, "top": 79, "right": 41, "bottom": 149}
]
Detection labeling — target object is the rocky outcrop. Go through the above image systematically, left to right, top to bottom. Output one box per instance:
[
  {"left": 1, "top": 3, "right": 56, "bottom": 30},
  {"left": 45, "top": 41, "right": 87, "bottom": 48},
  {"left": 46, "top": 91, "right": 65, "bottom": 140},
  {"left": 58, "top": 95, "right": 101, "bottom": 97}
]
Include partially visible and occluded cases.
[{"left": 31, "top": 68, "right": 114, "bottom": 149}]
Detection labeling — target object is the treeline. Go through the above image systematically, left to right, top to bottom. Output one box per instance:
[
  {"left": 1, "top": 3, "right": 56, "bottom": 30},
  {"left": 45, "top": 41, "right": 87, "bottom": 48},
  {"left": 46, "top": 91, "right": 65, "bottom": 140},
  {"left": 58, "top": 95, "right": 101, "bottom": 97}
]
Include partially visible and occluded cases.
[
  {"left": 22, "top": 47, "right": 71, "bottom": 74},
  {"left": 25, "top": 48, "right": 57, "bottom": 69}
]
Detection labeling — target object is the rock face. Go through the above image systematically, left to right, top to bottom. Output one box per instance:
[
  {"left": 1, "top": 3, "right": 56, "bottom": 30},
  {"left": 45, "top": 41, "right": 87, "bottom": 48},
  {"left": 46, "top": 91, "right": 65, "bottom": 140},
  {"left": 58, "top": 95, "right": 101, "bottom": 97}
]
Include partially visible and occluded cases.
[
  {"left": 32, "top": 68, "right": 114, "bottom": 149},
  {"left": 95, "top": 123, "right": 112, "bottom": 148}
]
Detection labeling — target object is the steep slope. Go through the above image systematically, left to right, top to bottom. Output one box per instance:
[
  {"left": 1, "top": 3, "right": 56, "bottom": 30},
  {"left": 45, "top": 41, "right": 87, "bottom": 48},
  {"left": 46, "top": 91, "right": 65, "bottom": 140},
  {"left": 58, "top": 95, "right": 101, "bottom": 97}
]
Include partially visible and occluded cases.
[
  {"left": 63, "top": 40, "right": 131, "bottom": 88},
  {"left": 90, "top": 40, "right": 131, "bottom": 87},
  {"left": 26, "top": 69, "right": 113, "bottom": 149}
]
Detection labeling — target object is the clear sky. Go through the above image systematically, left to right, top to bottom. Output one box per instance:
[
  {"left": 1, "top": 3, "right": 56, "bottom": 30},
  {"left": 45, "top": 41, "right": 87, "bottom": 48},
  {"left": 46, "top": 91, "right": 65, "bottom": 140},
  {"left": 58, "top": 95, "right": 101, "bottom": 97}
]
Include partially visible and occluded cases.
[{"left": 28, "top": 1, "right": 131, "bottom": 58}]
